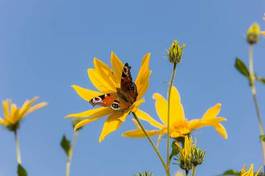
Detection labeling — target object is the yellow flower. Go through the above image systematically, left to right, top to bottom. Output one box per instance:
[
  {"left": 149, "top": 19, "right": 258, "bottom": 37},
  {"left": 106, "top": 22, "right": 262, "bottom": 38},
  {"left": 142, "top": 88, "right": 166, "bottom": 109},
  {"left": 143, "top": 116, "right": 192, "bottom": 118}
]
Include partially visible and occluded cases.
[
  {"left": 246, "top": 23, "right": 265, "bottom": 44},
  {"left": 67, "top": 52, "right": 156, "bottom": 142},
  {"left": 123, "top": 86, "right": 228, "bottom": 139},
  {"left": 0, "top": 97, "right": 47, "bottom": 131},
  {"left": 240, "top": 164, "right": 260, "bottom": 176}
]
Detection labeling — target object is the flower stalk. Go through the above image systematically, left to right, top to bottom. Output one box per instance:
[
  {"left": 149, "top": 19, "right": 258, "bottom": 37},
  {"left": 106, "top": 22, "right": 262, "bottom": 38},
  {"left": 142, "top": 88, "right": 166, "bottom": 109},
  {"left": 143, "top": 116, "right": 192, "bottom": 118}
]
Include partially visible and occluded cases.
[
  {"left": 248, "top": 45, "right": 265, "bottom": 173},
  {"left": 167, "top": 62, "right": 177, "bottom": 175},
  {"left": 132, "top": 112, "right": 168, "bottom": 176},
  {"left": 14, "top": 130, "right": 22, "bottom": 165},
  {"left": 66, "top": 130, "right": 79, "bottom": 176},
  {"left": 191, "top": 166, "right": 197, "bottom": 176}
]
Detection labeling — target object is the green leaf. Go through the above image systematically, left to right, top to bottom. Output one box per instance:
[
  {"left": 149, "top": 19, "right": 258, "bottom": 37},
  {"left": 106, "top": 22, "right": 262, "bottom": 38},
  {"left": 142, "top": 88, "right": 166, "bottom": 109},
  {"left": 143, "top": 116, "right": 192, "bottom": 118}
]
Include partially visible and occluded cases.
[
  {"left": 234, "top": 58, "right": 249, "bottom": 78},
  {"left": 256, "top": 76, "right": 265, "bottom": 84},
  {"left": 60, "top": 135, "right": 71, "bottom": 156},
  {"left": 17, "top": 164, "right": 27, "bottom": 176},
  {"left": 221, "top": 169, "right": 240, "bottom": 176},
  {"left": 134, "top": 171, "right": 153, "bottom": 176}
]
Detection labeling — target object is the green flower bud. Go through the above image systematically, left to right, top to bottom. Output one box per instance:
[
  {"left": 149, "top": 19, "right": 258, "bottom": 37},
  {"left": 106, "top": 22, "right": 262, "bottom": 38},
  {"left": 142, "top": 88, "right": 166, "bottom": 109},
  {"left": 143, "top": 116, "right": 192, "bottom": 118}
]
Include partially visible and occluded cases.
[
  {"left": 247, "top": 23, "right": 261, "bottom": 45},
  {"left": 167, "top": 40, "right": 185, "bottom": 64},
  {"left": 191, "top": 147, "right": 205, "bottom": 166},
  {"left": 180, "top": 158, "right": 193, "bottom": 173}
]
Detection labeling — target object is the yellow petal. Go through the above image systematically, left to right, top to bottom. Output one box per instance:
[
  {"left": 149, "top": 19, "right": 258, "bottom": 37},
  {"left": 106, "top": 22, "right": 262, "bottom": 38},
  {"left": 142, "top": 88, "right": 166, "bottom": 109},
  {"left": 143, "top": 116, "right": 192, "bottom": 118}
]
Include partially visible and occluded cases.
[
  {"left": 110, "top": 51, "right": 124, "bottom": 86},
  {"left": 135, "top": 53, "right": 151, "bottom": 98},
  {"left": 93, "top": 58, "right": 117, "bottom": 88},
  {"left": 87, "top": 69, "right": 116, "bottom": 92},
  {"left": 72, "top": 84, "right": 102, "bottom": 102},
  {"left": 170, "top": 86, "right": 186, "bottom": 124},
  {"left": 153, "top": 93, "right": 168, "bottom": 124},
  {"left": 19, "top": 97, "right": 41, "bottom": 120},
  {"left": 131, "top": 98, "right": 145, "bottom": 112},
  {"left": 2, "top": 100, "right": 11, "bottom": 117},
  {"left": 19, "top": 100, "right": 33, "bottom": 118},
  {"left": 24, "top": 102, "right": 47, "bottom": 116},
  {"left": 202, "top": 103, "right": 221, "bottom": 119},
  {"left": 9, "top": 104, "right": 19, "bottom": 123},
  {"left": 66, "top": 107, "right": 112, "bottom": 118},
  {"left": 73, "top": 107, "right": 113, "bottom": 131},
  {"left": 134, "top": 109, "right": 163, "bottom": 129},
  {"left": 99, "top": 111, "right": 129, "bottom": 142},
  {"left": 189, "top": 116, "right": 226, "bottom": 129},
  {"left": 74, "top": 117, "right": 102, "bottom": 131},
  {"left": 189, "top": 117, "right": 227, "bottom": 139},
  {"left": 0, "top": 118, "right": 5, "bottom": 126},
  {"left": 188, "top": 119, "right": 202, "bottom": 130},
  {"left": 214, "top": 123, "right": 228, "bottom": 139},
  {"left": 123, "top": 129, "right": 162, "bottom": 138},
  {"left": 170, "top": 131, "right": 185, "bottom": 138},
  {"left": 241, "top": 164, "right": 255, "bottom": 176}
]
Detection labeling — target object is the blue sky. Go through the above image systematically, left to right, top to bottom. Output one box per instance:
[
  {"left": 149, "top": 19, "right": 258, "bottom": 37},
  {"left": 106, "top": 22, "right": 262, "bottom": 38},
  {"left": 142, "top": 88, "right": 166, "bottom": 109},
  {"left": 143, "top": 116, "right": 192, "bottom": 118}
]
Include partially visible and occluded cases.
[{"left": 1, "top": 0, "right": 265, "bottom": 175}]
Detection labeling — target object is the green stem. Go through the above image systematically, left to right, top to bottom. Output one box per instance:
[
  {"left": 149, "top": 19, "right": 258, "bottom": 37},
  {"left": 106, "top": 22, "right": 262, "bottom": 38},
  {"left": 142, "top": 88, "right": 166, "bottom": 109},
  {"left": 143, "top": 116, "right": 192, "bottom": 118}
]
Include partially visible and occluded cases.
[
  {"left": 248, "top": 45, "right": 265, "bottom": 172},
  {"left": 167, "top": 63, "right": 177, "bottom": 174},
  {"left": 132, "top": 112, "right": 168, "bottom": 175},
  {"left": 14, "top": 130, "right": 22, "bottom": 165},
  {"left": 66, "top": 131, "right": 79, "bottom": 176},
  {"left": 192, "top": 166, "right": 197, "bottom": 176}
]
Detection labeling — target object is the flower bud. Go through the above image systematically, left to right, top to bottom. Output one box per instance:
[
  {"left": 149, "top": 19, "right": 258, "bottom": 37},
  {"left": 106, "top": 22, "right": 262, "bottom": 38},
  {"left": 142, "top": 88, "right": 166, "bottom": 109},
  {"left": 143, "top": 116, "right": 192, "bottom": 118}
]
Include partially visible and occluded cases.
[
  {"left": 247, "top": 23, "right": 261, "bottom": 45},
  {"left": 167, "top": 40, "right": 185, "bottom": 64},
  {"left": 191, "top": 147, "right": 205, "bottom": 166},
  {"left": 180, "top": 158, "right": 193, "bottom": 173}
]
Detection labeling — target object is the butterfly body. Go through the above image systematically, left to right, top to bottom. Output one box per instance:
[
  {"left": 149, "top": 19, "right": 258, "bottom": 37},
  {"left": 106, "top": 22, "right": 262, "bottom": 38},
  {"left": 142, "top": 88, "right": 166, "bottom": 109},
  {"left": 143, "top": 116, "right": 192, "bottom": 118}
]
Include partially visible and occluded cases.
[{"left": 90, "top": 63, "right": 138, "bottom": 111}]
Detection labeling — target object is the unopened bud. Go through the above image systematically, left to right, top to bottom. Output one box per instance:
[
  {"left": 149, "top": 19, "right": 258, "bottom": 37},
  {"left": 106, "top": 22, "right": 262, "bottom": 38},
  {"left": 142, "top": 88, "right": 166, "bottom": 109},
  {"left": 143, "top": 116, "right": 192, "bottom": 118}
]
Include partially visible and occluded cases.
[
  {"left": 247, "top": 23, "right": 261, "bottom": 45},
  {"left": 167, "top": 40, "right": 185, "bottom": 64},
  {"left": 191, "top": 147, "right": 205, "bottom": 166}
]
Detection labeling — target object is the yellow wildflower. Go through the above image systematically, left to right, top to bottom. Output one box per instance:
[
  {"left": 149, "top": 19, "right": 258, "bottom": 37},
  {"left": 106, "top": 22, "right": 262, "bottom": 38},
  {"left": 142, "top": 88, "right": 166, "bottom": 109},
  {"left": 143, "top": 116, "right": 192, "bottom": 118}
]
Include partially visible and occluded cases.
[
  {"left": 246, "top": 23, "right": 265, "bottom": 44},
  {"left": 67, "top": 52, "right": 156, "bottom": 142},
  {"left": 123, "top": 86, "right": 228, "bottom": 139},
  {"left": 0, "top": 97, "right": 47, "bottom": 131},
  {"left": 240, "top": 164, "right": 260, "bottom": 176}
]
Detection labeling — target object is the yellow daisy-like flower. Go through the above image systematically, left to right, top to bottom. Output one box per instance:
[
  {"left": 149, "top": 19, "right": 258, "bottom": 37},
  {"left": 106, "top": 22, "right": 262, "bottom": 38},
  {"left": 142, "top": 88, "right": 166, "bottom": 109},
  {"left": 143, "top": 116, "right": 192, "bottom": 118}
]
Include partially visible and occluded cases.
[
  {"left": 67, "top": 52, "right": 156, "bottom": 142},
  {"left": 123, "top": 86, "right": 228, "bottom": 139},
  {"left": 0, "top": 97, "right": 47, "bottom": 131},
  {"left": 240, "top": 164, "right": 260, "bottom": 176}
]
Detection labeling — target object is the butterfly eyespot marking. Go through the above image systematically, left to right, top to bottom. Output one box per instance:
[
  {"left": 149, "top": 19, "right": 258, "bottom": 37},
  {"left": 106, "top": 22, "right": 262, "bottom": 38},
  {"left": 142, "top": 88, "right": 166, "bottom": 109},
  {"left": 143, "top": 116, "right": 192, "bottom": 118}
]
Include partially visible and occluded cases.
[
  {"left": 91, "top": 97, "right": 102, "bottom": 104},
  {"left": 111, "top": 101, "right": 120, "bottom": 111}
]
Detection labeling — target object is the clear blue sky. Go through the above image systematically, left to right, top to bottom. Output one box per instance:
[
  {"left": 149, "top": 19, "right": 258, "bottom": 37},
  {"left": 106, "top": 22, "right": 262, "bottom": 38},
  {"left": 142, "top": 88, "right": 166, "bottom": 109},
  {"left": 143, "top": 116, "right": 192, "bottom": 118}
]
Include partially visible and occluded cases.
[{"left": 1, "top": 0, "right": 265, "bottom": 175}]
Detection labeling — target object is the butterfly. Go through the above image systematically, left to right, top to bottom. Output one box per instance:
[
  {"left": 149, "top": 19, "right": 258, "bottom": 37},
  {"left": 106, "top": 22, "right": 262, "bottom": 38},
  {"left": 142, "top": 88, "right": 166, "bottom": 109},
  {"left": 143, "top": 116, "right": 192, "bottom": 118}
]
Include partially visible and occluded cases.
[{"left": 89, "top": 63, "right": 138, "bottom": 111}]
